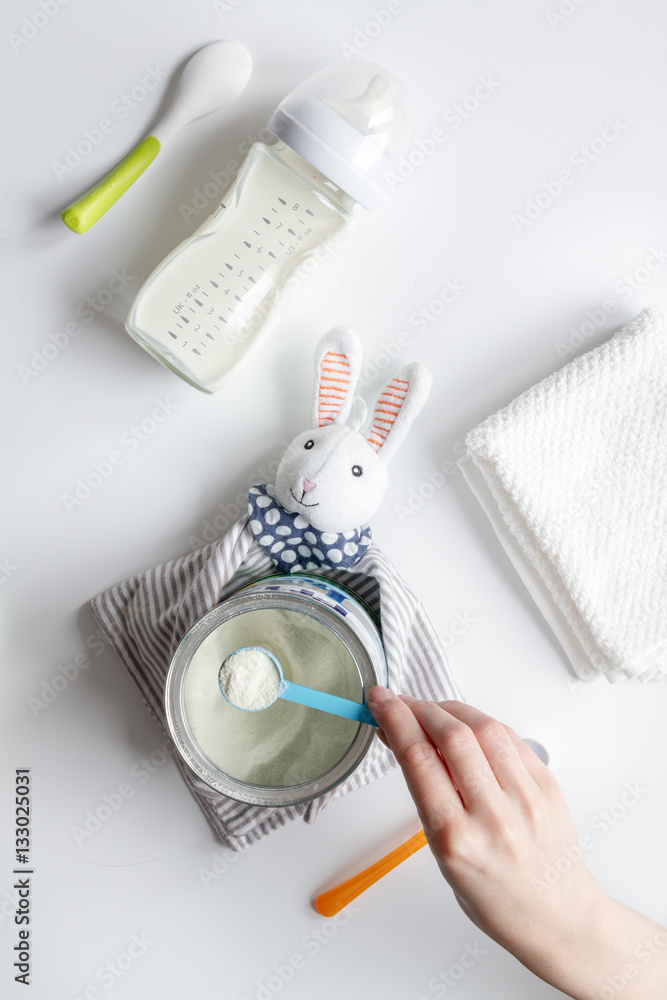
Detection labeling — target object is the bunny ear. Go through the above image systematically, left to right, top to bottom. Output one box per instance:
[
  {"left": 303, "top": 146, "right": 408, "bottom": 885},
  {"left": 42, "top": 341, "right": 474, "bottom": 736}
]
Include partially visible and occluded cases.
[
  {"left": 311, "top": 327, "right": 362, "bottom": 428},
  {"left": 366, "top": 362, "right": 432, "bottom": 463}
]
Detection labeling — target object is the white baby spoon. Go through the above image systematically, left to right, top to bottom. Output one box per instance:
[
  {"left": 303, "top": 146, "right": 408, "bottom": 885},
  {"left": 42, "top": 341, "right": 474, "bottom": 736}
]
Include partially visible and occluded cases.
[
  {"left": 62, "top": 39, "right": 252, "bottom": 234},
  {"left": 218, "top": 646, "right": 377, "bottom": 726}
]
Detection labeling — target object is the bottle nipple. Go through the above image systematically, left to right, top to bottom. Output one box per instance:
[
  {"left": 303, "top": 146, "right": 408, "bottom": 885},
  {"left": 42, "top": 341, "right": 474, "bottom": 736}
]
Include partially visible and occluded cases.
[{"left": 322, "top": 74, "right": 399, "bottom": 158}]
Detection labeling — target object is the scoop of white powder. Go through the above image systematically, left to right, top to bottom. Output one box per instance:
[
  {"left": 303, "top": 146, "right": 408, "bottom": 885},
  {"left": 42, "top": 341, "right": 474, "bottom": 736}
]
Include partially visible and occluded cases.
[
  {"left": 185, "top": 608, "right": 361, "bottom": 787},
  {"left": 219, "top": 647, "right": 281, "bottom": 711}
]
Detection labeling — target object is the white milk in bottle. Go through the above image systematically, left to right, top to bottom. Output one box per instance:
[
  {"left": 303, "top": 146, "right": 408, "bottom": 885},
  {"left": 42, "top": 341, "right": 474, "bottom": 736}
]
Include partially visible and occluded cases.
[{"left": 125, "top": 60, "right": 417, "bottom": 393}]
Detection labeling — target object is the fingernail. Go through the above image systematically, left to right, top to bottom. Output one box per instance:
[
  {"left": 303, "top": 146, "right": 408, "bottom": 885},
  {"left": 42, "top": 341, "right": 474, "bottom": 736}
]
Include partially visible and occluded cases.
[
  {"left": 368, "top": 685, "right": 394, "bottom": 707},
  {"left": 398, "top": 693, "right": 418, "bottom": 705}
]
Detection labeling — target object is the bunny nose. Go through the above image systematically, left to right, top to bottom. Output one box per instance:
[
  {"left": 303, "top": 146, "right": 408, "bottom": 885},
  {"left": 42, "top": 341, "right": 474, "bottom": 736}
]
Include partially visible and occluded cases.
[{"left": 302, "top": 478, "right": 317, "bottom": 493}]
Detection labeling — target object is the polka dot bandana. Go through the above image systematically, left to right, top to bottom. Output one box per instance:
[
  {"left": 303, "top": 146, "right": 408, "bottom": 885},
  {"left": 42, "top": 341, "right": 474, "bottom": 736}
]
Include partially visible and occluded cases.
[{"left": 247, "top": 484, "right": 371, "bottom": 574}]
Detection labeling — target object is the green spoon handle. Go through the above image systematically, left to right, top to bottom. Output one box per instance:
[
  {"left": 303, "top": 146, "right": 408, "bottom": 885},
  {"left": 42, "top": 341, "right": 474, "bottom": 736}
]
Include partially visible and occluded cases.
[{"left": 61, "top": 135, "right": 161, "bottom": 234}]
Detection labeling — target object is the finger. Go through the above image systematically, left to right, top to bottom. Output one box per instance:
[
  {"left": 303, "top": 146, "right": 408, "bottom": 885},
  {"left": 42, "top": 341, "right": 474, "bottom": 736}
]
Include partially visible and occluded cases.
[
  {"left": 367, "top": 687, "right": 464, "bottom": 831},
  {"left": 406, "top": 700, "right": 504, "bottom": 811},
  {"left": 433, "top": 701, "right": 539, "bottom": 796},
  {"left": 441, "top": 701, "right": 551, "bottom": 787},
  {"left": 374, "top": 726, "right": 389, "bottom": 748},
  {"left": 503, "top": 726, "right": 553, "bottom": 788}
]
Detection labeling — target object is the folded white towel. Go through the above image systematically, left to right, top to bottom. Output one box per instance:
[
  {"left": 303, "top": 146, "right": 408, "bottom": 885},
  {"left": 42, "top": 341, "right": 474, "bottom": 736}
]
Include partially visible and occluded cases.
[{"left": 458, "top": 306, "right": 666, "bottom": 683}]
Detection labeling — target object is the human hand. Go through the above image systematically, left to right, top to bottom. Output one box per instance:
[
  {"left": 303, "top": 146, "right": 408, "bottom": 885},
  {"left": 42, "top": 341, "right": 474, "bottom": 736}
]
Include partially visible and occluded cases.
[{"left": 367, "top": 688, "right": 667, "bottom": 1000}]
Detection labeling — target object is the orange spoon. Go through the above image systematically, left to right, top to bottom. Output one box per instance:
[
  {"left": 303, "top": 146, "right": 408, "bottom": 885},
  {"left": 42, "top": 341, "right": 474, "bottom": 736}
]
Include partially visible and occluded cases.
[
  {"left": 314, "top": 740, "right": 549, "bottom": 916},
  {"left": 314, "top": 828, "right": 428, "bottom": 916}
]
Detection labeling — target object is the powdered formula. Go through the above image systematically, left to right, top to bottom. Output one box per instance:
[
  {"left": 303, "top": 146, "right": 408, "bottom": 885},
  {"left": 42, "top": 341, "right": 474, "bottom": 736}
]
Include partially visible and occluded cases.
[
  {"left": 183, "top": 608, "right": 361, "bottom": 787},
  {"left": 219, "top": 647, "right": 281, "bottom": 710}
]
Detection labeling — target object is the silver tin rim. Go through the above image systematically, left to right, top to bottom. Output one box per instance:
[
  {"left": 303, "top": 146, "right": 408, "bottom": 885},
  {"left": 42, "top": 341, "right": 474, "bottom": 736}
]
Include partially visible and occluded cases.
[{"left": 164, "top": 579, "right": 385, "bottom": 807}]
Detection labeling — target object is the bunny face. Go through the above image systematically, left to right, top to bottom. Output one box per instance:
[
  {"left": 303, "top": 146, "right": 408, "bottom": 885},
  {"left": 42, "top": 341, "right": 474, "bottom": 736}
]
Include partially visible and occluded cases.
[
  {"left": 272, "top": 326, "right": 432, "bottom": 540},
  {"left": 275, "top": 424, "right": 389, "bottom": 533}
]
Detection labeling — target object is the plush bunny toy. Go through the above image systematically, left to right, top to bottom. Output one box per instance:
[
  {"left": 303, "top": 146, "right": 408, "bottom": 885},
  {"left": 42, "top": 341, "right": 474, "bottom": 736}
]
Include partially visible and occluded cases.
[{"left": 248, "top": 327, "right": 432, "bottom": 574}]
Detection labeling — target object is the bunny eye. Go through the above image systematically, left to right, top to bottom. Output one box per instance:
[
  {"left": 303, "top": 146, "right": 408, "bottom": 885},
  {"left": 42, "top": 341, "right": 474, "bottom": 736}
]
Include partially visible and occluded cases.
[
  {"left": 304, "top": 439, "right": 314, "bottom": 450},
  {"left": 352, "top": 465, "right": 363, "bottom": 477}
]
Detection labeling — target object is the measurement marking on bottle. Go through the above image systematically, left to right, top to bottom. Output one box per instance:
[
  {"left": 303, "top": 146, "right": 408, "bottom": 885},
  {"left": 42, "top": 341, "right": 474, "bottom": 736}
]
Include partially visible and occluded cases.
[{"left": 137, "top": 174, "right": 336, "bottom": 380}]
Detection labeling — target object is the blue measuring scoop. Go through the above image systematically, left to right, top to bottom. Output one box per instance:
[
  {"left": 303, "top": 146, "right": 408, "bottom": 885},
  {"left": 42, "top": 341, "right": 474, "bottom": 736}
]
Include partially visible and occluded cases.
[{"left": 218, "top": 645, "right": 377, "bottom": 727}]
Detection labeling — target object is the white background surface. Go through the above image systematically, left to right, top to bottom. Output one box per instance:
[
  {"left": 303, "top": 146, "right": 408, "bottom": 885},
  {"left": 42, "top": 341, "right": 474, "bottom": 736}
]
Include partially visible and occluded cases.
[{"left": 2, "top": 1, "right": 667, "bottom": 998}]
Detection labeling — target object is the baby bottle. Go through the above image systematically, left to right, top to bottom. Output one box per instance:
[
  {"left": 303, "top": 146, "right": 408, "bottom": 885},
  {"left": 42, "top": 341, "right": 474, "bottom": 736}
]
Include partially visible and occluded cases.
[{"left": 125, "top": 60, "right": 416, "bottom": 393}]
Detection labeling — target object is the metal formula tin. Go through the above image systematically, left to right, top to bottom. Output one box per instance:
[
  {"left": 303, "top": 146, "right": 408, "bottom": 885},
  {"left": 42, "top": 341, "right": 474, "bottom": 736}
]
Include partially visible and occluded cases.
[{"left": 165, "top": 575, "right": 387, "bottom": 807}]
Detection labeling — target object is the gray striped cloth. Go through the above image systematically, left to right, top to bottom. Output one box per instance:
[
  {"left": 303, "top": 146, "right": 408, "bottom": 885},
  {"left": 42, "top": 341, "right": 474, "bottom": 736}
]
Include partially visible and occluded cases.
[{"left": 90, "top": 516, "right": 461, "bottom": 852}]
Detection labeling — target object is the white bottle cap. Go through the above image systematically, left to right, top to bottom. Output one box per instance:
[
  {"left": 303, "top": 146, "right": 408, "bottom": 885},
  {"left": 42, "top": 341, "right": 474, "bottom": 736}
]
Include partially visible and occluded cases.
[{"left": 267, "top": 60, "right": 417, "bottom": 211}]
